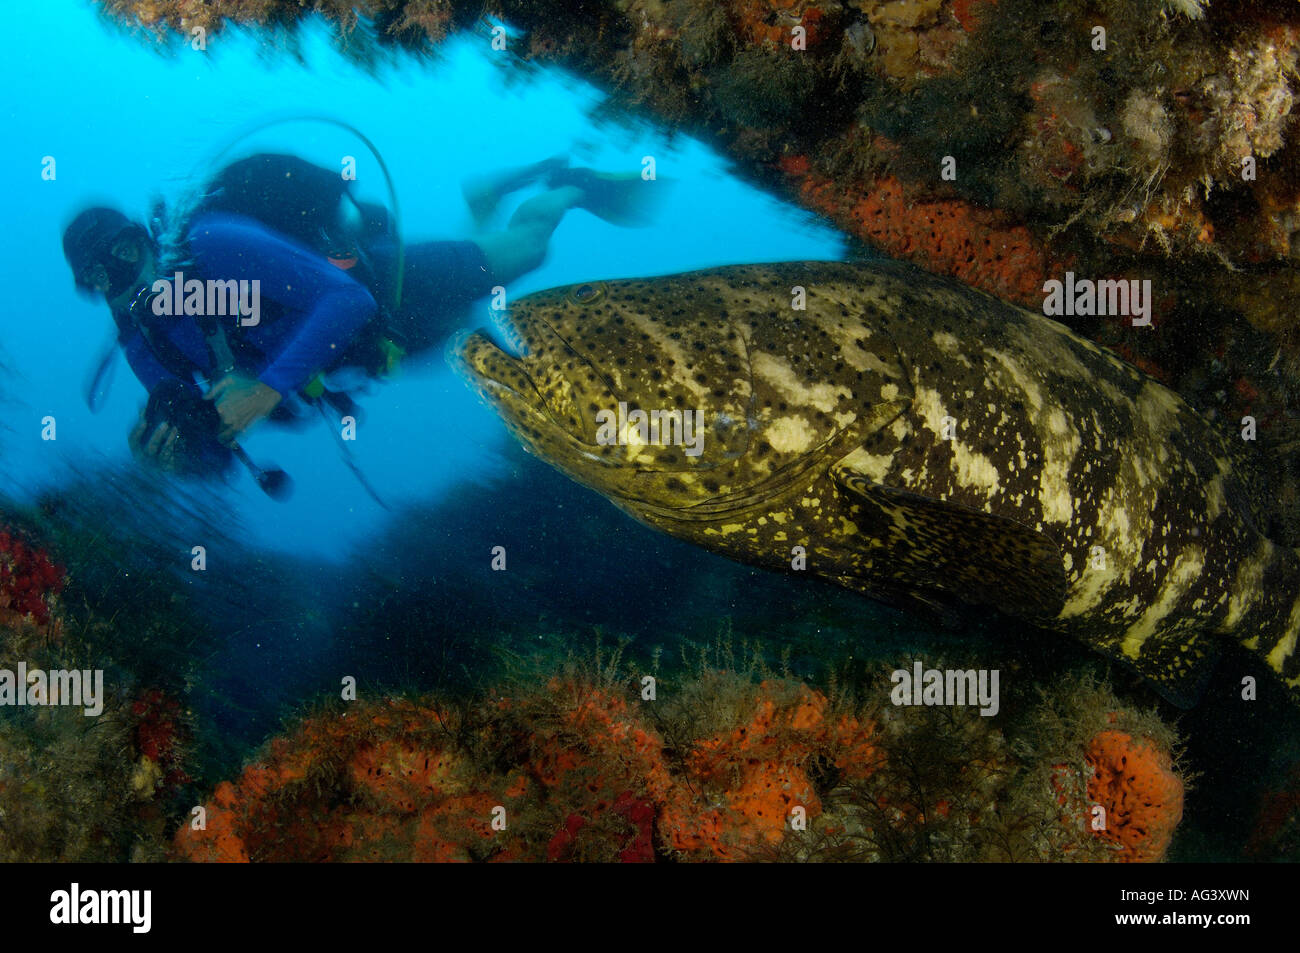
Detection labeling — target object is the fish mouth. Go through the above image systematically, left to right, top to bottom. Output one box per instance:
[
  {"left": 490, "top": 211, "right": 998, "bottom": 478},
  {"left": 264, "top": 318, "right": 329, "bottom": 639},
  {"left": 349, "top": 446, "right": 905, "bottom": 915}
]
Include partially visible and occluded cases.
[
  {"left": 451, "top": 325, "right": 860, "bottom": 520},
  {"left": 450, "top": 326, "right": 546, "bottom": 410},
  {"left": 449, "top": 327, "right": 601, "bottom": 450}
]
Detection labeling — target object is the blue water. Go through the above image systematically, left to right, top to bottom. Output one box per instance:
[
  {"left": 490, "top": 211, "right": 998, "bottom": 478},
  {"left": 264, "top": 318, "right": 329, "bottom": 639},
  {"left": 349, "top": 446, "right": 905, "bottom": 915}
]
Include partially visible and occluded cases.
[{"left": 2, "top": 1, "right": 844, "bottom": 561}]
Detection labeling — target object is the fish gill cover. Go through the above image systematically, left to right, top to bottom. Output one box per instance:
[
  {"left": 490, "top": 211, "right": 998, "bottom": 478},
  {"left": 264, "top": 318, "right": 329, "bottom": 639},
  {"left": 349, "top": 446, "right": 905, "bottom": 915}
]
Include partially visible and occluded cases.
[{"left": 0, "top": 0, "right": 1298, "bottom": 902}]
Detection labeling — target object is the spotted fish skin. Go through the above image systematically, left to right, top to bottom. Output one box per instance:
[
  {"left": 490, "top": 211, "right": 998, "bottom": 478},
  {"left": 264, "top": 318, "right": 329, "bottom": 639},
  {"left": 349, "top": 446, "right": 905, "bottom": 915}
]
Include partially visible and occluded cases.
[{"left": 452, "top": 260, "right": 1300, "bottom": 703}]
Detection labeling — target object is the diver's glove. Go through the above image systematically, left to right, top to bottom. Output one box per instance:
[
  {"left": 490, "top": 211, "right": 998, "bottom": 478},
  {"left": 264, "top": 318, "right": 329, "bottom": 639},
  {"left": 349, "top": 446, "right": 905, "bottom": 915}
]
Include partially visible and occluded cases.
[{"left": 132, "top": 379, "right": 233, "bottom": 476}]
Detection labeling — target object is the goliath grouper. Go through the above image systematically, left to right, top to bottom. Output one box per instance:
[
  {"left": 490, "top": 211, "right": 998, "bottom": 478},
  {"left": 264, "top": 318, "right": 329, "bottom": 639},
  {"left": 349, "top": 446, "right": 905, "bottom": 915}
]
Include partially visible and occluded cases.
[{"left": 452, "top": 260, "right": 1300, "bottom": 704}]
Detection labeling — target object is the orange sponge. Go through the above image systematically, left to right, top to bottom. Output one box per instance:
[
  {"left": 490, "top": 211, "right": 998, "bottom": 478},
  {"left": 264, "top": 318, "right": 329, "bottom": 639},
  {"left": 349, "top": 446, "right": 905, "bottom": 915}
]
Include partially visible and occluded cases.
[
  {"left": 797, "top": 172, "right": 1057, "bottom": 306},
  {"left": 1084, "top": 729, "right": 1184, "bottom": 863}
]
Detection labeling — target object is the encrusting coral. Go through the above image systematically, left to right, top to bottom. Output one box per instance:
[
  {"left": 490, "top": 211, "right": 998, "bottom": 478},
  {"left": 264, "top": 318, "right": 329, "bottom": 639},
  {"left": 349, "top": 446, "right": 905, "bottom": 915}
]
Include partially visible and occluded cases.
[
  {"left": 91, "top": 0, "right": 1300, "bottom": 258},
  {"left": 0, "top": 517, "right": 1197, "bottom": 866},
  {"left": 0, "top": 519, "right": 194, "bottom": 862},
  {"left": 0, "top": 527, "right": 63, "bottom": 629},
  {"left": 173, "top": 661, "right": 1188, "bottom": 863},
  {"left": 656, "top": 675, "right": 883, "bottom": 859},
  {"left": 174, "top": 698, "right": 508, "bottom": 862}
]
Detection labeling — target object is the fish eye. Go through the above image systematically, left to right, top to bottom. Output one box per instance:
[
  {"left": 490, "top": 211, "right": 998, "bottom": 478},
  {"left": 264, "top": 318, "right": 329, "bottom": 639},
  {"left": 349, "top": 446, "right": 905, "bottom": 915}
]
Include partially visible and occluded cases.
[{"left": 568, "top": 282, "right": 605, "bottom": 305}]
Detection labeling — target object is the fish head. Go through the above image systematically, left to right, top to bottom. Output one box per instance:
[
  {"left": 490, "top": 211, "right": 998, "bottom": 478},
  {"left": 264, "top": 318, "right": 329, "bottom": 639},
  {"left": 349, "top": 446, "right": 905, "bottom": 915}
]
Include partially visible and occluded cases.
[{"left": 451, "top": 265, "right": 912, "bottom": 519}]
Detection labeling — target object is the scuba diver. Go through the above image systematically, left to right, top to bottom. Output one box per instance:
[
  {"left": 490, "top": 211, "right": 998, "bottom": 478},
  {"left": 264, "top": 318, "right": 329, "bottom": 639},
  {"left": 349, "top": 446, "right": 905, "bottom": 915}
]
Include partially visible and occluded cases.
[{"left": 62, "top": 151, "right": 648, "bottom": 494}]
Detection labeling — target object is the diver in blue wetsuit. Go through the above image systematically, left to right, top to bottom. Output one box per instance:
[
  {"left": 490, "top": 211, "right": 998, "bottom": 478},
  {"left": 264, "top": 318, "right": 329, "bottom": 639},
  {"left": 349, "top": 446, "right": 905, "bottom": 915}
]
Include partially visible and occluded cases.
[{"left": 62, "top": 153, "right": 646, "bottom": 475}]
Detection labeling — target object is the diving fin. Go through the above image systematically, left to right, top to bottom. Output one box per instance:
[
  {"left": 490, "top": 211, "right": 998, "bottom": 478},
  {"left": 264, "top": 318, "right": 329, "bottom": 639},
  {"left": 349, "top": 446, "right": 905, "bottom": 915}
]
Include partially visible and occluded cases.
[{"left": 548, "top": 167, "right": 660, "bottom": 228}]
